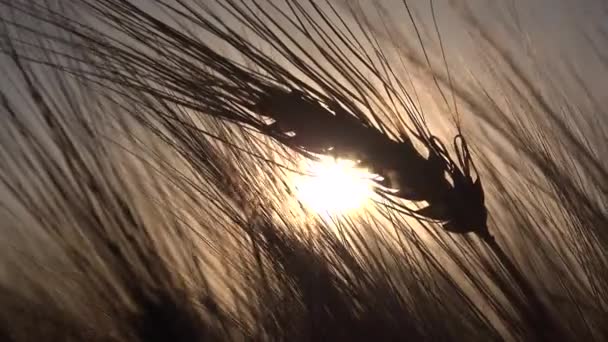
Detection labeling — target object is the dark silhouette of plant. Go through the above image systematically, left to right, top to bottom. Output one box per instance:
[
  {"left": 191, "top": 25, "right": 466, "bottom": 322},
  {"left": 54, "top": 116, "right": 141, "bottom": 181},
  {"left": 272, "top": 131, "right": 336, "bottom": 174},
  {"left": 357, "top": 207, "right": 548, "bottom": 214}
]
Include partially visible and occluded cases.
[{"left": 0, "top": 0, "right": 606, "bottom": 341}]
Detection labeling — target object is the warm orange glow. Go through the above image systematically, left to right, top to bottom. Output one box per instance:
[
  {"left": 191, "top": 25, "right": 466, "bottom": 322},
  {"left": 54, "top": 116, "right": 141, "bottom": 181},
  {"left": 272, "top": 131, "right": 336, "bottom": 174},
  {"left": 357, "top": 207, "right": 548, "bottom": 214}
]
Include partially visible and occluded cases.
[{"left": 293, "top": 157, "right": 379, "bottom": 214}]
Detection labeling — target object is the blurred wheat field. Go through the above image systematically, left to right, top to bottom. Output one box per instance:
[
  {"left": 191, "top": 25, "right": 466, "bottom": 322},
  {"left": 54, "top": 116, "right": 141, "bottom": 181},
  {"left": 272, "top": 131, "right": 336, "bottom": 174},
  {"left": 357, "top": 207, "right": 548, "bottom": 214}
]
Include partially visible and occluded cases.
[{"left": 1, "top": 0, "right": 607, "bottom": 341}]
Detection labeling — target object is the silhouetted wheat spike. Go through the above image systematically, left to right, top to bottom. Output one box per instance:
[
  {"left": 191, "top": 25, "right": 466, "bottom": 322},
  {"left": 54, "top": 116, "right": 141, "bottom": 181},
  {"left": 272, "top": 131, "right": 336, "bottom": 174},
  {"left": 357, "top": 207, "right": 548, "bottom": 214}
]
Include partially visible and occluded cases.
[
  {"left": 0, "top": 0, "right": 489, "bottom": 237},
  {"left": 255, "top": 87, "right": 488, "bottom": 237}
]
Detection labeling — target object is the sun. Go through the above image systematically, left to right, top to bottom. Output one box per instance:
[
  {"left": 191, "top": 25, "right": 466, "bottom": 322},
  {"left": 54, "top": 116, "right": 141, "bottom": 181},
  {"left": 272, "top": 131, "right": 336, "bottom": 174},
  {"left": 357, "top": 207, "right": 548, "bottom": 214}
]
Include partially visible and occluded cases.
[{"left": 293, "top": 157, "right": 379, "bottom": 214}]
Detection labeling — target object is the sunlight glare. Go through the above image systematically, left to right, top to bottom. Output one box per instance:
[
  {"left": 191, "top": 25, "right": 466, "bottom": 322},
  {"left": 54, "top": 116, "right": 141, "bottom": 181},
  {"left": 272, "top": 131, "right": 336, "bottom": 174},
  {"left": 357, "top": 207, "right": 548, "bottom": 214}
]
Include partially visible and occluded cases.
[{"left": 293, "top": 157, "right": 379, "bottom": 214}]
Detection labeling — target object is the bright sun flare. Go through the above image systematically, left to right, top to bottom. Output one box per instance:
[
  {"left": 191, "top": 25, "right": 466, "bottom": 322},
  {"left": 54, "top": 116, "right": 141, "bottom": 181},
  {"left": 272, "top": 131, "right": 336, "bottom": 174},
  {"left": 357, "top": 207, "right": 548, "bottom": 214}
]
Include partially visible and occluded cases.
[{"left": 293, "top": 157, "right": 379, "bottom": 214}]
